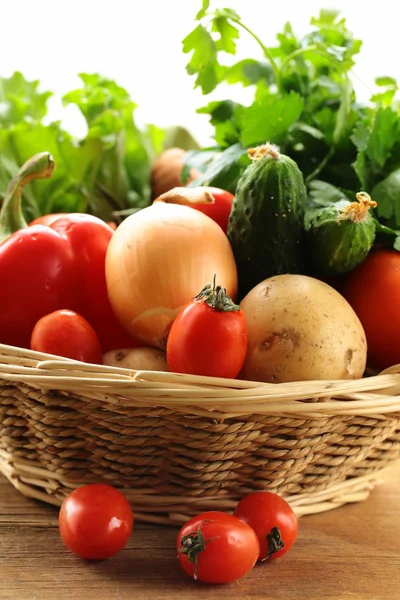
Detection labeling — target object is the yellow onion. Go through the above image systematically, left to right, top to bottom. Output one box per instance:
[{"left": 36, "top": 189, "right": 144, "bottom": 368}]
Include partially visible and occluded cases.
[
  {"left": 150, "top": 148, "right": 200, "bottom": 199},
  {"left": 105, "top": 188, "right": 238, "bottom": 349}
]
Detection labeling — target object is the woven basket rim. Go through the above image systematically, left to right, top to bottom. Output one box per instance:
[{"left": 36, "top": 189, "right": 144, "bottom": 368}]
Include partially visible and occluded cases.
[{"left": 1, "top": 343, "right": 400, "bottom": 417}]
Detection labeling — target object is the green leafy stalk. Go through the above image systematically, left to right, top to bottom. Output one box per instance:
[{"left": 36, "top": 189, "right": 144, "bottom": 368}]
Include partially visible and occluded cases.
[
  {"left": 225, "top": 14, "right": 282, "bottom": 91},
  {"left": 0, "top": 71, "right": 199, "bottom": 224},
  {"left": 0, "top": 152, "right": 55, "bottom": 242}
]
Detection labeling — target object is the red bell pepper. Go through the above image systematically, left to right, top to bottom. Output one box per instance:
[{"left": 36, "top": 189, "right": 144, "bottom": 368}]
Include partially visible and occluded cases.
[
  {"left": 0, "top": 152, "right": 141, "bottom": 353},
  {"left": 29, "top": 213, "right": 67, "bottom": 227},
  {"left": 29, "top": 214, "right": 118, "bottom": 230}
]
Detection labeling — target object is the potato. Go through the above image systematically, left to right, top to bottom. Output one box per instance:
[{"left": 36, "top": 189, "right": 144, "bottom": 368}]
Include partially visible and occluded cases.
[
  {"left": 240, "top": 274, "right": 367, "bottom": 383},
  {"left": 103, "top": 347, "right": 169, "bottom": 372}
]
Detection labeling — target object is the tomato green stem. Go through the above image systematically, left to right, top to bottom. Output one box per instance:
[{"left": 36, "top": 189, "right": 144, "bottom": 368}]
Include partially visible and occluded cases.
[
  {"left": 0, "top": 152, "right": 55, "bottom": 243},
  {"left": 195, "top": 274, "right": 240, "bottom": 312},
  {"left": 178, "top": 520, "right": 217, "bottom": 581},
  {"left": 263, "top": 526, "right": 284, "bottom": 561}
]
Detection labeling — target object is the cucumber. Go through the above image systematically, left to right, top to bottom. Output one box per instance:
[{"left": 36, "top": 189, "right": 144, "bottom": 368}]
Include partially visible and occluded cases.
[
  {"left": 227, "top": 143, "right": 308, "bottom": 298},
  {"left": 304, "top": 191, "right": 377, "bottom": 275}
]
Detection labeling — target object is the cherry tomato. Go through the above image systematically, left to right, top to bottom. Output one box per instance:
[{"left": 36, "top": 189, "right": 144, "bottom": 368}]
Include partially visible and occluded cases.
[
  {"left": 191, "top": 187, "right": 234, "bottom": 233},
  {"left": 341, "top": 248, "right": 400, "bottom": 371},
  {"left": 166, "top": 280, "right": 247, "bottom": 378},
  {"left": 30, "top": 309, "right": 103, "bottom": 364},
  {"left": 59, "top": 484, "right": 134, "bottom": 560},
  {"left": 234, "top": 491, "right": 298, "bottom": 561},
  {"left": 177, "top": 511, "right": 259, "bottom": 584}
]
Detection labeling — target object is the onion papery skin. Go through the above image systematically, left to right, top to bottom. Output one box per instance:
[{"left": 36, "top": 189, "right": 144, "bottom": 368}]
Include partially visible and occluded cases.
[{"left": 105, "top": 202, "right": 238, "bottom": 349}]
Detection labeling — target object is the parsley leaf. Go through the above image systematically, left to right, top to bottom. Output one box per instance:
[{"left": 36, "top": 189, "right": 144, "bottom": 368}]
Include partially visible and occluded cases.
[
  {"left": 196, "top": 0, "right": 210, "bottom": 20},
  {"left": 212, "top": 16, "right": 239, "bottom": 54},
  {"left": 182, "top": 24, "right": 221, "bottom": 94},
  {"left": 224, "top": 59, "right": 274, "bottom": 87},
  {"left": 371, "top": 76, "right": 399, "bottom": 107},
  {"left": 333, "top": 77, "right": 354, "bottom": 145},
  {"left": 240, "top": 90, "right": 304, "bottom": 147},
  {"left": 197, "top": 100, "right": 243, "bottom": 147},
  {"left": 188, "top": 143, "right": 250, "bottom": 192},
  {"left": 371, "top": 168, "right": 400, "bottom": 224},
  {"left": 308, "top": 180, "right": 352, "bottom": 207}
]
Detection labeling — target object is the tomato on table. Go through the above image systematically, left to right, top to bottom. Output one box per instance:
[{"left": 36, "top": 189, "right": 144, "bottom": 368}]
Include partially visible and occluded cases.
[
  {"left": 190, "top": 187, "right": 234, "bottom": 233},
  {"left": 341, "top": 248, "right": 400, "bottom": 371},
  {"left": 166, "top": 277, "right": 247, "bottom": 379},
  {"left": 30, "top": 309, "right": 103, "bottom": 364},
  {"left": 58, "top": 484, "right": 134, "bottom": 560},
  {"left": 233, "top": 491, "right": 298, "bottom": 561},
  {"left": 176, "top": 511, "right": 260, "bottom": 584}
]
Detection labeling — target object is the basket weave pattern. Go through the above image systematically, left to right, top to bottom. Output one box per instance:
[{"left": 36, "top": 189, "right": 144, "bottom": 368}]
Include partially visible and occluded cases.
[{"left": 1, "top": 344, "right": 400, "bottom": 524}]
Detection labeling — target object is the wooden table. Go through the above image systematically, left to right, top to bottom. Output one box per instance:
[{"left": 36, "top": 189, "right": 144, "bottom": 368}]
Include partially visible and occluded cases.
[{"left": 0, "top": 464, "right": 399, "bottom": 600}]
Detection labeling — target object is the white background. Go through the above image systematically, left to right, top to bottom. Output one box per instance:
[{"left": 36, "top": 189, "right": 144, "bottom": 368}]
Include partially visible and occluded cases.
[{"left": 1, "top": 0, "right": 398, "bottom": 145}]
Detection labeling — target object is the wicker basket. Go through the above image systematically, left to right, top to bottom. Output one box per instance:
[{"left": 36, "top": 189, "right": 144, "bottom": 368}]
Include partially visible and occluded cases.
[{"left": 0, "top": 342, "right": 399, "bottom": 525}]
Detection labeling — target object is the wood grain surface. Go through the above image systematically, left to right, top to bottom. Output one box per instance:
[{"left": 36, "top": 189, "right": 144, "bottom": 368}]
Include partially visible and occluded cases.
[{"left": 0, "top": 464, "right": 399, "bottom": 600}]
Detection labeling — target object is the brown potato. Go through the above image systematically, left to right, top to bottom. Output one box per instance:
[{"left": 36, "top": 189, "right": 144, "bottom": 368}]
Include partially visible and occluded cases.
[
  {"left": 240, "top": 274, "right": 367, "bottom": 383},
  {"left": 103, "top": 347, "right": 169, "bottom": 372}
]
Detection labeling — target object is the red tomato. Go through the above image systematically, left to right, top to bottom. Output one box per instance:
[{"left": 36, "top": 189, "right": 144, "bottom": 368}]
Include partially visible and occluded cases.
[
  {"left": 191, "top": 187, "right": 234, "bottom": 233},
  {"left": 341, "top": 249, "right": 400, "bottom": 371},
  {"left": 166, "top": 281, "right": 247, "bottom": 378},
  {"left": 30, "top": 309, "right": 103, "bottom": 364},
  {"left": 59, "top": 484, "right": 134, "bottom": 560},
  {"left": 234, "top": 491, "right": 298, "bottom": 561},
  {"left": 177, "top": 511, "right": 259, "bottom": 584}
]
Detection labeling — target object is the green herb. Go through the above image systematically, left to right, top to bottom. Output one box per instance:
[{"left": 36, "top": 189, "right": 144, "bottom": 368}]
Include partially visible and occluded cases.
[
  {"left": 182, "top": 3, "right": 400, "bottom": 240},
  {"left": 0, "top": 72, "right": 198, "bottom": 223}
]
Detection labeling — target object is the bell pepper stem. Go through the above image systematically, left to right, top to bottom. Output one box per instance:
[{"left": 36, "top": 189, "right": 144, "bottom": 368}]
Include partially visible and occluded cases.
[{"left": 0, "top": 152, "right": 55, "bottom": 243}]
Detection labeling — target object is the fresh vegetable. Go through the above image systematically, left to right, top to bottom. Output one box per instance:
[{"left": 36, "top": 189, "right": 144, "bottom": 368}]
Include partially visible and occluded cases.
[
  {"left": 181, "top": 3, "right": 400, "bottom": 249},
  {"left": 0, "top": 72, "right": 163, "bottom": 223},
  {"left": 227, "top": 143, "right": 307, "bottom": 298},
  {"left": 150, "top": 147, "right": 200, "bottom": 199},
  {"left": 0, "top": 153, "right": 139, "bottom": 352},
  {"left": 0, "top": 154, "right": 77, "bottom": 348},
  {"left": 370, "top": 168, "right": 400, "bottom": 232},
  {"left": 152, "top": 185, "right": 235, "bottom": 233},
  {"left": 191, "top": 186, "right": 234, "bottom": 233},
  {"left": 105, "top": 188, "right": 238, "bottom": 349},
  {"left": 304, "top": 191, "right": 377, "bottom": 276},
  {"left": 29, "top": 213, "right": 68, "bottom": 227},
  {"left": 29, "top": 213, "right": 117, "bottom": 230},
  {"left": 50, "top": 213, "right": 142, "bottom": 354},
  {"left": 342, "top": 249, "right": 400, "bottom": 371},
  {"left": 240, "top": 274, "right": 367, "bottom": 383},
  {"left": 166, "top": 277, "right": 247, "bottom": 378},
  {"left": 31, "top": 310, "right": 103, "bottom": 364},
  {"left": 103, "top": 347, "right": 168, "bottom": 371},
  {"left": 58, "top": 484, "right": 134, "bottom": 560},
  {"left": 234, "top": 491, "right": 298, "bottom": 561},
  {"left": 177, "top": 511, "right": 259, "bottom": 584}
]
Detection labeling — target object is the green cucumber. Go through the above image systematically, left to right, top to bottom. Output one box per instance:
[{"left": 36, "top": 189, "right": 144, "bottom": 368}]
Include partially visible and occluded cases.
[
  {"left": 227, "top": 143, "right": 308, "bottom": 298},
  {"left": 304, "top": 192, "right": 377, "bottom": 275}
]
